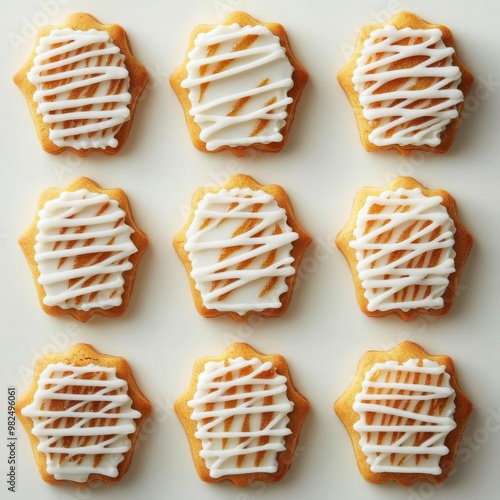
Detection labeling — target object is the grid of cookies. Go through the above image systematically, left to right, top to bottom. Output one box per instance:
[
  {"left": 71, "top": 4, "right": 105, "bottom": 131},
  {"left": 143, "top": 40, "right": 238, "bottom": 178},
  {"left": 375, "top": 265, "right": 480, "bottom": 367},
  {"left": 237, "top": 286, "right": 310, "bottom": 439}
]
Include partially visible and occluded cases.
[{"left": 8, "top": 3, "right": 491, "bottom": 496}]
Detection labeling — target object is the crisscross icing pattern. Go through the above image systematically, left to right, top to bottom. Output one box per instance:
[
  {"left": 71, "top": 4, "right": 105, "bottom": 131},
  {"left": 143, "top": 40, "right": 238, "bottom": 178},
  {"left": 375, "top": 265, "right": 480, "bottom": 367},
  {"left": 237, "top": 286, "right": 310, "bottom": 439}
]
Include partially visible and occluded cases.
[
  {"left": 181, "top": 23, "right": 294, "bottom": 150},
  {"left": 353, "top": 25, "right": 463, "bottom": 147},
  {"left": 28, "top": 28, "right": 131, "bottom": 150},
  {"left": 184, "top": 187, "right": 298, "bottom": 315},
  {"left": 350, "top": 187, "right": 456, "bottom": 312},
  {"left": 35, "top": 189, "right": 138, "bottom": 311},
  {"left": 188, "top": 357, "right": 293, "bottom": 478},
  {"left": 353, "top": 358, "right": 456, "bottom": 475},
  {"left": 21, "top": 363, "right": 141, "bottom": 482}
]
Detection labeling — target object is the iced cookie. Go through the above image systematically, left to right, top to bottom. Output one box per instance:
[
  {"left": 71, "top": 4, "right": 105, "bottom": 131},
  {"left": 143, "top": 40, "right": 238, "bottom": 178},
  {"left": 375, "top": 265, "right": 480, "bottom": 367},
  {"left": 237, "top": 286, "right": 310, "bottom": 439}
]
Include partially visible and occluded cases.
[
  {"left": 170, "top": 11, "right": 309, "bottom": 156},
  {"left": 338, "top": 12, "right": 473, "bottom": 155},
  {"left": 14, "top": 13, "right": 149, "bottom": 156},
  {"left": 173, "top": 174, "right": 312, "bottom": 321},
  {"left": 19, "top": 177, "right": 148, "bottom": 321},
  {"left": 336, "top": 177, "right": 472, "bottom": 321},
  {"left": 335, "top": 341, "right": 473, "bottom": 485},
  {"left": 16, "top": 343, "right": 151, "bottom": 486},
  {"left": 175, "top": 343, "right": 310, "bottom": 486}
]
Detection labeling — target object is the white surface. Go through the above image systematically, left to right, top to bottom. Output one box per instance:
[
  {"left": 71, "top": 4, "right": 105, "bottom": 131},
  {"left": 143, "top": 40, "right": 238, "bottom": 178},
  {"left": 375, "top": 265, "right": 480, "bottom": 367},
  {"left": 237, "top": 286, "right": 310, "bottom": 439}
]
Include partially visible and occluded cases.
[{"left": 0, "top": 1, "right": 499, "bottom": 499}]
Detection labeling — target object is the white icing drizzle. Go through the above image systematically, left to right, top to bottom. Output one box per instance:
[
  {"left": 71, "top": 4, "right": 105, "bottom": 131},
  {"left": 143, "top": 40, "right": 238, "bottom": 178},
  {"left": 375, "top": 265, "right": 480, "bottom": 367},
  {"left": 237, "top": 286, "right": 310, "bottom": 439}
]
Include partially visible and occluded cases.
[
  {"left": 181, "top": 23, "right": 294, "bottom": 150},
  {"left": 352, "top": 25, "right": 463, "bottom": 147},
  {"left": 28, "top": 28, "right": 131, "bottom": 150},
  {"left": 184, "top": 187, "right": 298, "bottom": 315},
  {"left": 350, "top": 187, "right": 456, "bottom": 312},
  {"left": 34, "top": 189, "right": 138, "bottom": 311},
  {"left": 188, "top": 356, "right": 293, "bottom": 478},
  {"left": 353, "top": 358, "right": 456, "bottom": 475},
  {"left": 21, "top": 363, "right": 141, "bottom": 482}
]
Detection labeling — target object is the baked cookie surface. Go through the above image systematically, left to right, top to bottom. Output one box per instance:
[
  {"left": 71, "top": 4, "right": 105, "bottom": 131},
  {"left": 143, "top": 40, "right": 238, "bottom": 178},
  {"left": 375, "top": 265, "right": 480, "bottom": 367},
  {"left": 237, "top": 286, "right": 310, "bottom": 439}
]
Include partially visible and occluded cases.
[
  {"left": 170, "top": 11, "right": 308, "bottom": 156},
  {"left": 338, "top": 12, "right": 473, "bottom": 155},
  {"left": 14, "top": 13, "right": 149, "bottom": 156},
  {"left": 173, "top": 174, "right": 311, "bottom": 321},
  {"left": 19, "top": 177, "right": 148, "bottom": 321},
  {"left": 336, "top": 177, "right": 472, "bottom": 321},
  {"left": 335, "top": 341, "right": 473, "bottom": 485},
  {"left": 16, "top": 343, "right": 151, "bottom": 487},
  {"left": 175, "top": 343, "right": 309, "bottom": 486}
]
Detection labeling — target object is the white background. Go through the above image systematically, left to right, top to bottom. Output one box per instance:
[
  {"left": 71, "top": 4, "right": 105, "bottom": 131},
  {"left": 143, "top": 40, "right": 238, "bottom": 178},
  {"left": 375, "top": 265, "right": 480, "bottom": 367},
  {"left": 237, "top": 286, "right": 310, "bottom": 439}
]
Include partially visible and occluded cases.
[{"left": 1, "top": 1, "right": 499, "bottom": 499}]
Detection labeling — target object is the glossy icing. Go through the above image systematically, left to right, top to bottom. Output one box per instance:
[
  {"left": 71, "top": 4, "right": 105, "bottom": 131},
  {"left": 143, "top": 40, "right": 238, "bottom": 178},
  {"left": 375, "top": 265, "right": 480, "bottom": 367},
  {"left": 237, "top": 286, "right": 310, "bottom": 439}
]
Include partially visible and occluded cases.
[
  {"left": 181, "top": 23, "right": 294, "bottom": 150},
  {"left": 353, "top": 25, "right": 463, "bottom": 147},
  {"left": 28, "top": 28, "right": 131, "bottom": 149},
  {"left": 184, "top": 187, "right": 298, "bottom": 315},
  {"left": 350, "top": 187, "right": 456, "bottom": 312},
  {"left": 35, "top": 189, "right": 138, "bottom": 311},
  {"left": 188, "top": 356, "right": 293, "bottom": 478},
  {"left": 353, "top": 358, "right": 456, "bottom": 474},
  {"left": 21, "top": 363, "right": 141, "bottom": 482}
]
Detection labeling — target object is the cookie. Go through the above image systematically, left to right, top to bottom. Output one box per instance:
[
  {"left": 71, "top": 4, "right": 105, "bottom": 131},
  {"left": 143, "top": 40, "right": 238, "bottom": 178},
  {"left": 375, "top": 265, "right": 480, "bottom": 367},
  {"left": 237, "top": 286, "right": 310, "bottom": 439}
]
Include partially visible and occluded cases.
[
  {"left": 170, "top": 11, "right": 308, "bottom": 156},
  {"left": 338, "top": 11, "right": 473, "bottom": 155},
  {"left": 14, "top": 12, "right": 149, "bottom": 156},
  {"left": 173, "top": 174, "right": 311, "bottom": 321},
  {"left": 19, "top": 177, "right": 148, "bottom": 321},
  {"left": 336, "top": 177, "right": 472, "bottom": 321},
  {"left": 335, "top": 341, "right": 473, "bottom": 485},
  {"left": 16, "top": 343, "right": 151, "bottom": 486},
  {"left": 175, "top": 343, "right": 309, "bottom": 486}
]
